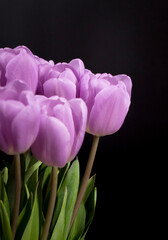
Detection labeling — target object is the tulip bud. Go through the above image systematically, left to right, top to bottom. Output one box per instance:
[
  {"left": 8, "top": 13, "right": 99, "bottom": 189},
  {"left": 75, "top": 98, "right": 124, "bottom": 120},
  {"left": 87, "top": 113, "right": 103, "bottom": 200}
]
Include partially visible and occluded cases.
[
  {"left": 80, "top": 72, "right": 132, "bottom": 136},
  {"left": 0, "top": 80, "right": 40, "bottom": 155},
  {"left": 31, "top": 96, "right": 87, "bottom": 167}
]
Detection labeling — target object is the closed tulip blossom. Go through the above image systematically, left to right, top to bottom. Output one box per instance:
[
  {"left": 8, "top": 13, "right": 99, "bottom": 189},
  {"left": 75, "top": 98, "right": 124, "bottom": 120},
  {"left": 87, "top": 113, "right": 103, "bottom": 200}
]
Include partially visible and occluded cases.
[
  {"left": 0, "top": 46, "right": 39, "bottom": 92},
  {"left": 38, "top": 58, "right": 88, "bottom": 100},
  {"left": 80, "top": 72, "right": 132, "bottom": 136},
  {"left": 0, "top": 80, "right": 40, "bottom": 155},
  {"left": 31, "top": 95, "right": 87, "bottom": 167}
]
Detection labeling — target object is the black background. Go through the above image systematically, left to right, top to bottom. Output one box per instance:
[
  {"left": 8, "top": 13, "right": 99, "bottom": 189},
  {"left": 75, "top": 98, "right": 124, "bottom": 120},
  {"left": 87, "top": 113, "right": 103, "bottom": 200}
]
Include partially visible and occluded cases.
[{"left": 0, "top": 0, "right": 167, "bottom": 238}]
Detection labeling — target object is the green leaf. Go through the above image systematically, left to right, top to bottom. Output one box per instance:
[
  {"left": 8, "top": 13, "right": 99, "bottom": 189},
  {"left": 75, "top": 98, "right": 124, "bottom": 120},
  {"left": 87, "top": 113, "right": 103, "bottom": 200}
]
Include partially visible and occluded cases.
[
  {"left": 24, "top": 150, "right": 32, "bottom": 172},
  {"left": 25, "top": 152, "right": 38, "bottom": 170},
  {"left": 51, "top": 160, "right": 79, "bottom": 238},
  {"left": 6, "top": 161, "right": 15, "bottom": 217},
  {"left": 24, "top": 161, "right": 42, "bottom": 184},
  {"left": 57, "top": 162, "right": 70, "bottom": 192},
  {"left": 40, "top": 165, "right": 52, "bottom": 190},
  {"left": 1, "top": 167, "right": 8, "bottom": 185},
  {"left": 41, "top": 167, "right": 52, "bottom": 217},
  {"left": 20, "top": 168, "right": 39, "bottom": 211},
  {"left": 27, "top": 168, "right": 39, "bottom": 194},
  {"left": 0, "top": 172, "right": 10, "bottom": 218},
  {"left": 37, "top": 172, "right": 47, "bottom": 237},
  {"left": 68, "top": 175, "right": 96, "bottom": 240},
  {"left": 82, "top": 175, "right": 96, "bottom": 203},
  {"left": 24, "top": 184, "right": 30, "bottom": 200},
  {"left": 81, "top": 187, "right": 97, "bottom": 239},
  {"left": 51, "top": 188, "right": 67, "bottom": 240},
  {"left": 15, "top": 193, "right": 33, "bottom": 240},
  {"left": 21, "top": 193, "right": 39, "bottom": 240},
  {"left": 0, "top": 200, "right": 12, "bottom": 240},
  {"left": 68, "top": 201, "right": 86, "bottom": 240}
]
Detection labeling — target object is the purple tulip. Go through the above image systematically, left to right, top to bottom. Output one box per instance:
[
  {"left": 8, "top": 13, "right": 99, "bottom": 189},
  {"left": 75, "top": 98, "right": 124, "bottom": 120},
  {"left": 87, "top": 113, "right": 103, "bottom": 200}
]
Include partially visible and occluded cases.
[
  {"left": 0, "top": 46, "right": 38, "bottom": 92},
  {"left": 38, "top": 58, "right": 87, "bottom": 100},
  {"left": 80, "top": 72, "right": 132, "bottom": 136},
  {"left": 0, "top": 80, "right": 40, "bottom": 155},
  {"left": 31, "top": 95, "right": 87, "bottom": 167}
]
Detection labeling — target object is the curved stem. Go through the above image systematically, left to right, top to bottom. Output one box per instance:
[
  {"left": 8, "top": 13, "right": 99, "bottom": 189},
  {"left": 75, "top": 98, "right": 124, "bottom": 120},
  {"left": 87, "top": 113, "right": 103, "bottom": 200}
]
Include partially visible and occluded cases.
[
  {"left": 69, "top": 135, "right": 100, "bottom": 230},
  {"left": 12, "top": 154, "right": 21, "bottom": 239},
  {"left": 41, "top": 166, "right": 58, "bottom": 240}
]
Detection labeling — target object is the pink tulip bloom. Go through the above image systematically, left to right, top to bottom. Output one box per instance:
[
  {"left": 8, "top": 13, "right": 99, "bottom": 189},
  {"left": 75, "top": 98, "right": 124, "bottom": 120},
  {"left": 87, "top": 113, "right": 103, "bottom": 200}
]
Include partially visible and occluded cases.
[
  {"left": 0, "top": 46, "right": 39, "bottom": 92},
  {"left": 38, "top": 58, "right": 87, "bottom": 100},
  {"left": 80, "top": 72, "right": 132, "bottom": 136},
  {"left": 0, "top": 80, "right": 40, "bottom": 154},
  {"left": 31, "top": 95, "right": 87, "bottom": 167}
]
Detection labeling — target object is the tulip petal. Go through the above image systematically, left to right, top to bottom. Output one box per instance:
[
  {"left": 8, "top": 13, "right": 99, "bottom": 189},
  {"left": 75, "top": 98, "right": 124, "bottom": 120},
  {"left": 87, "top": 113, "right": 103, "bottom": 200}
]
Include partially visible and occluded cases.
[
  {"left": 0, "top": 48, "right": 17, "bottom": 86},
  {"left": 0, "top": 48, "right": 17, "bottom": 68},
  {"left": 5, "top": 50, "right": 38, "bottom": 92},
  {"left": 69, "top": 59, "right": 85, "bottom": 78},
  {"left": 59, "top": 68, "right": 77, "bottom": 84},
  {"left": 79, "top": 73, "right": 90, "bottom": 102},
  {"left": 80, "top": 73, "right": 110, "bottom": 114},
  {"left": 112, "top": 74, "right": 132, "bottom": 97},
  {"left": 90, "top": 75, "right": 110, "bottom": 96},
  {"left": 43, "top": 78, "right": 76, "bottom": 100},
  {"left": 88, "top": 86, "right": 130, "bottom": 136},
  {"left": 68, "top": 99, "right": 87, "bottom": 161},
  {"left": 0, "top": 100, "right": 24, "bottom": 154},
  {"left": 53, "top": 102, "right": 75, "bottom": 153},
  {"left": 11, "top": 105, "right": 40, "bottom": 153},
  {"left": 31, "top": 115, "right": 71, "bottom": 167}
]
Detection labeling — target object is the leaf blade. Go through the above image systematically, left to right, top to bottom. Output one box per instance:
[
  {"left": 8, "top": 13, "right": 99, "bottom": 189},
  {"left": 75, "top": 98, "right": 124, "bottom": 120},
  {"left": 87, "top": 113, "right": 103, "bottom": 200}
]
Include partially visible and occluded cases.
[
  {"left": 51, "top": 159, "right": 79, "bottom": 238},
  {"left": 24, "top": 161, "right": 42, "bottom": 184},
  {"left": 0, "top": 171, "right": 10, "bottom": 218},
  {"left": 81, "top": 187, "right": 97, "bottom": 239},
  {"left": 51, "top": 188, "right": 67, "bottom": 240},
  {"left": 15, "top": 193, "right": 33, "bottom": 240},
  {"left": 21, "top": 193, "right": 39, "bottom": 240},
  {"left": 0, "top": 200, "right": 13, "bottom": 240},
  {"left": 68, "top": 201, "right": 86, "bottom": 240}
]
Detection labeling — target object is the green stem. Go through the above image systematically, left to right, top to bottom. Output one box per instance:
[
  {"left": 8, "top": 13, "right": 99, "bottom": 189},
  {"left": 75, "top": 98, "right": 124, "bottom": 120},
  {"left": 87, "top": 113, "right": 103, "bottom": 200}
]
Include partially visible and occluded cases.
[
  {"left": 69, "top": 135, "right": 100, "bottom": 230},
  {"left": 11, "top": 154, "right": 21, "bottom": 239},
  {"left": 41, "top": 166, "right": 58, "bottom": 240}
]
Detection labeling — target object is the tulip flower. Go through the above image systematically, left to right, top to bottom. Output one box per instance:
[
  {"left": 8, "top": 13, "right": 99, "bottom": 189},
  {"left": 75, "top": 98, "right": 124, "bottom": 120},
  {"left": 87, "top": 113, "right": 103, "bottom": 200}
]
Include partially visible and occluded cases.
[
  {"left": 0, "top": 46, "right": 38, "bottom": 92},
  {"left": 38, "top": 58, "right": 87, "bottom": 100},
  {"left": 80, "top": 72, "right": 132, "bottom": 136},
  {"left": 0, "top": 80, "right": 40, "bottom": 155},
  {"left": 31, "top": 95, "right": 87, "bottom": 167}
]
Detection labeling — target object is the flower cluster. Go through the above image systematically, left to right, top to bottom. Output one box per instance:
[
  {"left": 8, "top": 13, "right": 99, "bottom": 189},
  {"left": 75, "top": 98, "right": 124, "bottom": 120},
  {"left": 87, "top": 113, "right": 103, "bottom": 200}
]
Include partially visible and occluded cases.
[{"left": 0, "top": 46, "right": 132, "bottom": 167}]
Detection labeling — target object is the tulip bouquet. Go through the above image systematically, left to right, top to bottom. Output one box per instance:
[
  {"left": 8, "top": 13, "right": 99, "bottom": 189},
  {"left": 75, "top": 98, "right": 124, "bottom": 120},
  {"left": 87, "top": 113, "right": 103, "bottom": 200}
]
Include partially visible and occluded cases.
[{"left": 0, "top": 46, "right": 132, "bottom": 240}]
